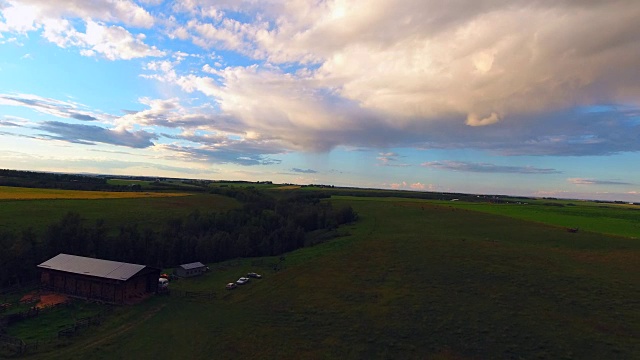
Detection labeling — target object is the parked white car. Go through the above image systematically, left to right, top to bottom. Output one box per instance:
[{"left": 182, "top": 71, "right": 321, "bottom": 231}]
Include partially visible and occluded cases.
[
  {"left": 236, "top": 277, "right": 250, "bottom": 285},
  {"left": 158, "top": 278, "right": 169, "bottom": 289}
]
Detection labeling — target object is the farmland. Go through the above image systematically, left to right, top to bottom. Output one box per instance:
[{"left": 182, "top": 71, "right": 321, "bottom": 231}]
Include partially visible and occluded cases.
[
  {"left": 105, "top": 179, "right": 154, "bottom": 187},
  {"left": 209, "top": 181, "right": 282, "bottom": 190},
  {"left": 0, "top": 186, "right": 188, "bottom": 201},
  {"left": 0, "top": 189, "right": 239, "bottom": 234},
  {"left": 4, "top": 194, "right": 637, "bottom": 359},
  {"left": 306, "top": 194, "right": 640, "bottom": 239},
  {"left": 435, "top": 199, "right": 640, "bottom": 239}
]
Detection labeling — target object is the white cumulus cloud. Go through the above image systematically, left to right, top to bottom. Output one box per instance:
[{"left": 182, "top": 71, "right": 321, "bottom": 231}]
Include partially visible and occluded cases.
[
  {"left": 0, "top": 0, "right": 161, "bottom": 60},
  {"left": 1, "top": 0, "right": 154, "bottom": 29},
  {"left": 42, "top": 20, "right": 164, "bottom": 60}
]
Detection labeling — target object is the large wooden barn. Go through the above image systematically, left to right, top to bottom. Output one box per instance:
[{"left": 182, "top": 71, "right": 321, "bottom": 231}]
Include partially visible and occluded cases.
[{"left": 38, "top": 254, "right": 161, "bottom": 304}]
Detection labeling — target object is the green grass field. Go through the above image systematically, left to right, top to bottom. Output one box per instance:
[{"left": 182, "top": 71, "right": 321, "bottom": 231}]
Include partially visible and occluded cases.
[
  {"left": 105, "top": 179, "right": 154, "bottom": 187},
  {"left": 210, "top": 182, "right": 281, "bottom": 189},
  {"left": 0, "top": 186, "right": 187, "bottom": 200},
  {"left": 0, "top": 193, "right": 240, "bottom": 234},
  {"left": 15, "top": 196, "right": 638, "bottom": 359},
  {"left": 315, "top": 196, "right": 640, "bottom": 239},
  {"left": 434, "top": 199, "right": 640, "bottom": 239},
  {"left": 7, "top": 302, "right": 104, "bottom": 342}
]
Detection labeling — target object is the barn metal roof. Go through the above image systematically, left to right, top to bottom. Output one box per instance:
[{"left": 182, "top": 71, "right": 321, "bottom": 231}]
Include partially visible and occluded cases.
[
  {"left": 38, "top": 254, "right": 146, "bottom": 281},
  {"left": 179, "top": 262, "right": 206, "bottom": 270}
]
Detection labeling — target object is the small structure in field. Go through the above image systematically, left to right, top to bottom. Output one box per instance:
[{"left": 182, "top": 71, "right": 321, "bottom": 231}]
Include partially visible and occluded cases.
[
  {"left": 38, "top": 253, "right": 160, "bottom": 304},
  {"left": 175, "top": 262, "right": 207, "bottom": 277}
]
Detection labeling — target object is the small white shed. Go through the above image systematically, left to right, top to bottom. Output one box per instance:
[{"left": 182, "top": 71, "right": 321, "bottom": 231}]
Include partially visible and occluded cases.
[{"left": 175, "top": 262, "right": 207, "bottom": 277}]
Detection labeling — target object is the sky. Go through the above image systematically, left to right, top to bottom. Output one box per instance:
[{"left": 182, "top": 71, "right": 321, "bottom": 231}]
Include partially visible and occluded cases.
[{"left": 1, "top": 0, "right": 639, "bottom": 202}]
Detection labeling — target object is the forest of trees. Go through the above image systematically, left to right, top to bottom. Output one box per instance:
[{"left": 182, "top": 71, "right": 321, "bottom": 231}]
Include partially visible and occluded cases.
[
  {"left": 0, "top": 169, "right": 108, "bottom": 190},
  {"left": 0, "top": 169, "right": 204, "bottom": 192},
  {"left": 0, "top": 189, "right": 357, "bottom": 289}
]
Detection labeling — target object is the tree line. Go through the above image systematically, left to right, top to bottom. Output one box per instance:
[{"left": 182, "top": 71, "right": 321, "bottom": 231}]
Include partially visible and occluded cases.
[
  {"left": 0, "top": 169, "right": 204, "bottom": 192},
  {"left": 0, "top": 169, "right": 107, "bottom": 191},
  {"left": 0, "top": 189, "right": 357, "bottom": 288}
]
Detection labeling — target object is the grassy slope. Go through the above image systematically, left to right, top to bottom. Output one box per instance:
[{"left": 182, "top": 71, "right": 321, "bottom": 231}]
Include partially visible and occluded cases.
[
  {"left": 105, "top": 179, "right": 153, "bottom": 187},
  {"left": 107, "top": 179, "right": 206, "bottom": 190},
  {"left": 210, "top": 182, "right": 281, "bottom": 189},
  {"left": 0, "top": 186, "right": 187, "bottom": 200},
  {"left": 0, "top": 193, "right": 240, "bottom": 234},
  {"left": 327, "top": 196, "right": 640, "bottom": 239},
  {"left": 27, "top": 197, "right": 639, "bottom": 359},
  {"left": 436, "top": 200, "right": 640, "bottom": 239},
  {"left": 7, "top": 302, "right": 104, "bottom": 342}
]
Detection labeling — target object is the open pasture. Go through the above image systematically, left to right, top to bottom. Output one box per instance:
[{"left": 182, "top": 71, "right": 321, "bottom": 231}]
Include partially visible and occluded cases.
[
  {"left": 107, "top": 178, "right": 207, "bottom": 190},
  {"left": 105, "top": 179, "right": 153, "bottom": 187},
  {"left": 209, "top": 181, "right": 281, "bottom": 189},
  {"left": 272, "top": 185, "right": 302, "bottom": 190},
  {"left": 0, "top": 186, "right": 187, "bottom": 201},
  {"left": 0, "top": 192, "right": 240, "bottom": 234},
  {"left": 327, "top": 196, "right": 640, "bottom": 239},
  {"left": 23, "top": 197, "right": 639, "bottom": 359},
  {"left": 436, "top": 199, "right": 640, "bottom": 239},
  {"left": 6, "top": 301, "right": 104, "bottom": 342}
]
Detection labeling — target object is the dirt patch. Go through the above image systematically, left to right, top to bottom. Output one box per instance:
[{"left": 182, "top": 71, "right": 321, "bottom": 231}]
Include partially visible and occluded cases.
[
  {"left": 19, "top": 292, "right": 39, "bottom": 304},
  {"left": 37, "top": 293, "right": 69, "bottom": 309}
]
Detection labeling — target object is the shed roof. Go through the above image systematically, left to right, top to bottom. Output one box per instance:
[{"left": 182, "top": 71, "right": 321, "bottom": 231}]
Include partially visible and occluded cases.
[
  {"left": 38, "top": 254, "right": 146, "bottom": 281},
  {"left": 179, "top": 262, "right": 206, "bottom": 270}
]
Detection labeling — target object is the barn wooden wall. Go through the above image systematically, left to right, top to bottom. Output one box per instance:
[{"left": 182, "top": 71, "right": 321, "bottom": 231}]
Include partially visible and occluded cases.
[{"left": 39, "top": 270, "right": 155, "bottom": 304}]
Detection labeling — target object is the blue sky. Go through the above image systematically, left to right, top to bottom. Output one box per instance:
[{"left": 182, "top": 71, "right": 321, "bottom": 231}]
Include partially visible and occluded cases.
[{"left": 1, "top": 0, "right": 639, "bottom": 201}]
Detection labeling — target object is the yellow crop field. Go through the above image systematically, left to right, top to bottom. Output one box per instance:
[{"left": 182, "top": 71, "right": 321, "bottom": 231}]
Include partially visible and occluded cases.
[
  {"left": 274, "top": 185, "right": 301, "bottom": 190},
  {"left": 0, "top": 186, "right": 189, "bottom": 200}
]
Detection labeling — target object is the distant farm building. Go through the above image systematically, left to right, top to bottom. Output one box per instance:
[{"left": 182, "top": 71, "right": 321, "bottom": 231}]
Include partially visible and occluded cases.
[
  {"left": 37, "top": 254, "right": 160, "bottom": 304},
  {"left": 175, "top": 262, "right": 207, "bottom": 277}
]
